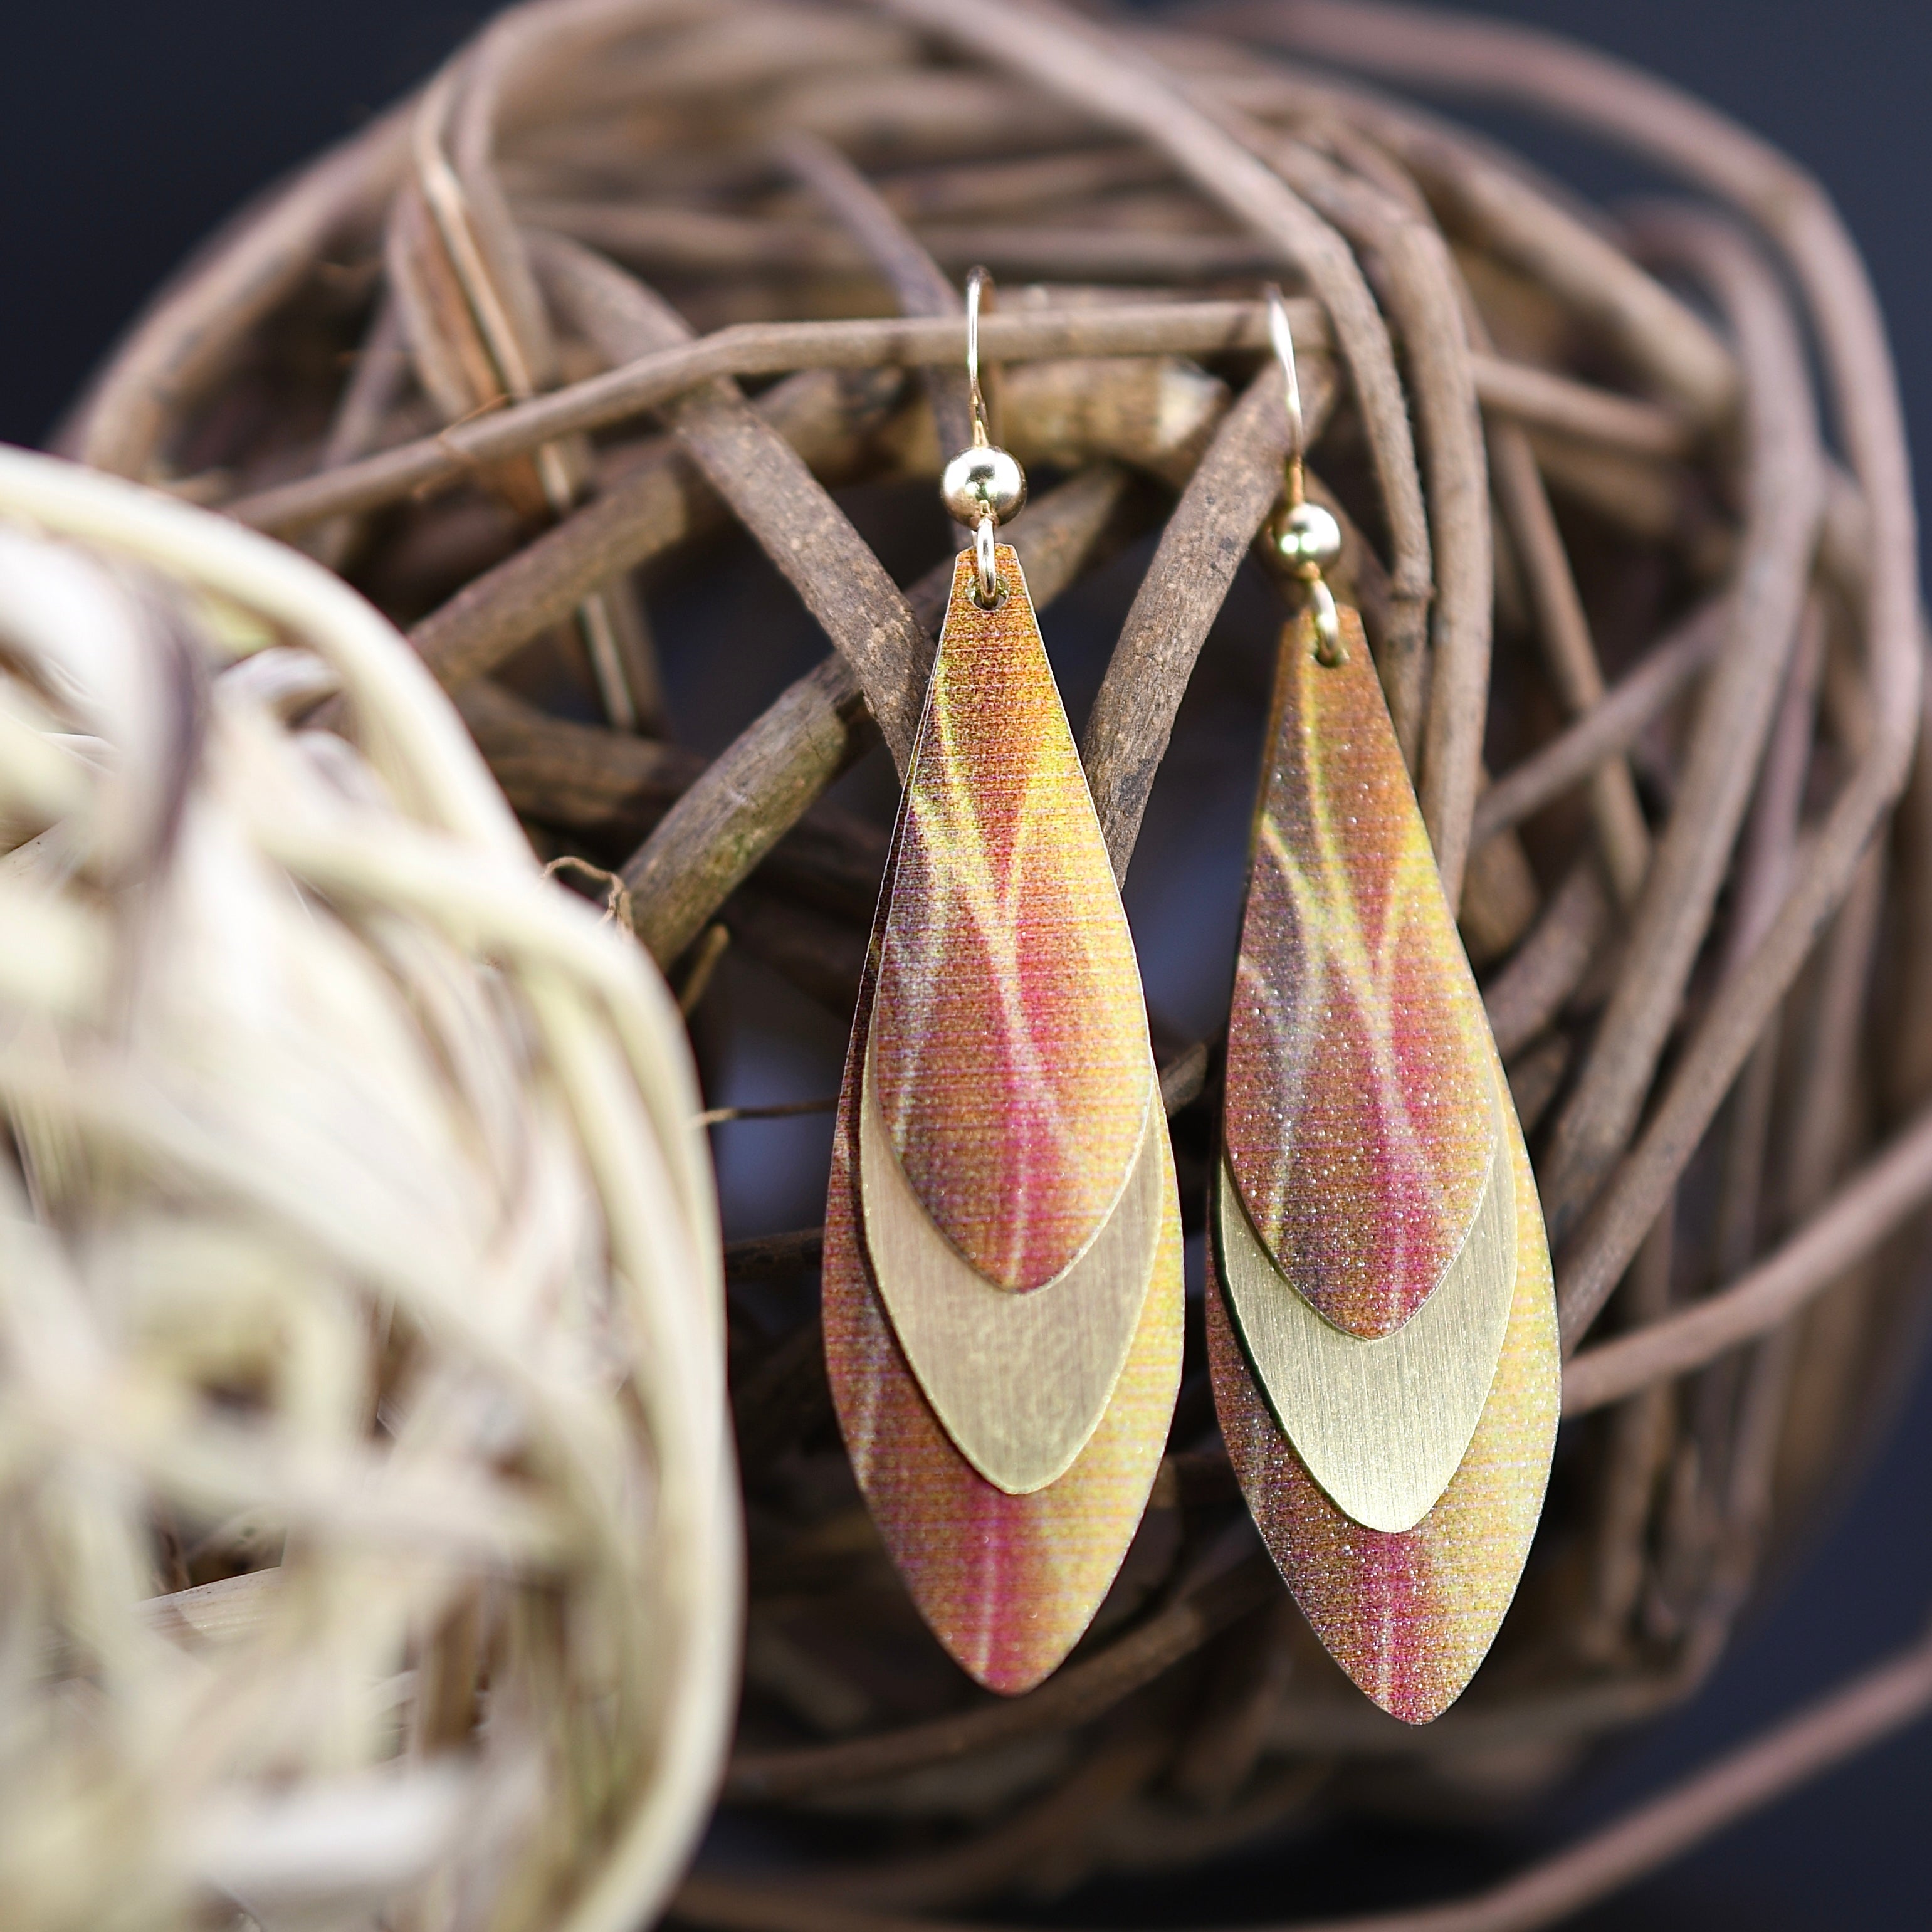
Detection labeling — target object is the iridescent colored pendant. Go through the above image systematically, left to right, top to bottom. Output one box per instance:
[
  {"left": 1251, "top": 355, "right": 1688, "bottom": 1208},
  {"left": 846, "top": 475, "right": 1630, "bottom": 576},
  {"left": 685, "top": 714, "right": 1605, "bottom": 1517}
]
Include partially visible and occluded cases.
[
  {"left": 824, "top": 278, "right": 1181, "bottom": 1695},
  {"left": 1209, "top": 293, "right": 1557, "bottom": 1726},
  {"left": 1212, "top": 598, "right": 1558, "bottom": 1724}
]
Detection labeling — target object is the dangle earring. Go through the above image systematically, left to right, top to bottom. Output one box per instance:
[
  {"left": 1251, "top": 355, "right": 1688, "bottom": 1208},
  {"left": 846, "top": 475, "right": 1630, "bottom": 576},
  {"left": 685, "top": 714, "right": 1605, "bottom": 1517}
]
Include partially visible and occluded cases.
[
  {"left": 822, "top": 270, "right": 1183, "bottom": 1696},
  {"left": 1207, "top": 293, "right": 1560, "bottom": 1725}
]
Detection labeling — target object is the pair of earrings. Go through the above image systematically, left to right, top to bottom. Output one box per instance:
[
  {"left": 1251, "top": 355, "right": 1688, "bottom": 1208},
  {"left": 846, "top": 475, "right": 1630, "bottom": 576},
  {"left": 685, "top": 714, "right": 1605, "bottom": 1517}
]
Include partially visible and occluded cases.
[{"left": 822, "top": 280, "right": 1559, "bottom": 1725}]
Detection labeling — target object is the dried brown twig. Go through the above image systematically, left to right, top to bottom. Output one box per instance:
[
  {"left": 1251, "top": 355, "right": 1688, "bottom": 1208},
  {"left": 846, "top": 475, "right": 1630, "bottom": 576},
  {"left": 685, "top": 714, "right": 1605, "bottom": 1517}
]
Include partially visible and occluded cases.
[{"left": 677, "top": 1609, "right": 1932, "bottom": 1932}]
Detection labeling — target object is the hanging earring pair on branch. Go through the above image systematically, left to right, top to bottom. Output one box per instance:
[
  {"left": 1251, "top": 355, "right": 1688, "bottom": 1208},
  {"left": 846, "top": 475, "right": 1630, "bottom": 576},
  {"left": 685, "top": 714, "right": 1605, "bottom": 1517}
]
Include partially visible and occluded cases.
[
  {"left": 821, "top": 270, "right": 1184, "bottom": 1696},
  {"left": 824, "top": 276, "right": 1555, "bottom": 1719},
  {"left": 1208, "top": 293, "right": 1560, "bottom": 1725}
]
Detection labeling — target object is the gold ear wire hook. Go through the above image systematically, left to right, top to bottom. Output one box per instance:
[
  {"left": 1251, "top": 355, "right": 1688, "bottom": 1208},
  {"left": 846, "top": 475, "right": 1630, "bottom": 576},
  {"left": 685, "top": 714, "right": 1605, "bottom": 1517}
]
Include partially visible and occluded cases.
[
  {"left": 941, "top": 266, "right": 1027, "bottom": 607},
  {"left": 966, "top": 266, "right": 992, "bottom": 450},
  {"left": 1266, "top": 284, "right": 1306, "bottom": 508},
  {"left": 1263, "top": 285, "right": 1345, "bottom": 664}
]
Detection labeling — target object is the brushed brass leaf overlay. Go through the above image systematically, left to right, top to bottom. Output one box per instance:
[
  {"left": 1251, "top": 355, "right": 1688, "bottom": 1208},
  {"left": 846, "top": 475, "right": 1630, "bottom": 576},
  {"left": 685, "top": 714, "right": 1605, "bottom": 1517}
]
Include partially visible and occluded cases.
[
  {"left": 860, "top": 1040, "right": 1163, "bottom": 1496},
  {"left": 1215, "top": 1074, "right": 1516, "bottom": 1533}
]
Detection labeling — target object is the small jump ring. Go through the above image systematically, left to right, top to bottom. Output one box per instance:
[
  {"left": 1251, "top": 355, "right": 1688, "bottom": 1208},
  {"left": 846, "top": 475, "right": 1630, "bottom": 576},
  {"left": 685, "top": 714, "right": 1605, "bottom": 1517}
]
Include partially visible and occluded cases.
[
  {"left": 974, "top": 513, "right": 1001, "bottom": 606},
  {"left": 1308, "top": 577, "right": 1345, "bottom": 665}
]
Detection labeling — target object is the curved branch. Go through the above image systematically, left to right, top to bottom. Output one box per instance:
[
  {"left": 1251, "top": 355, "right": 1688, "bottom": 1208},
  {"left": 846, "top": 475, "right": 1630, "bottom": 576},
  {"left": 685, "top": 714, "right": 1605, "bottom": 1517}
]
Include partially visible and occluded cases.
[
  {"left": 878, "top": 0, "right": 1437, "bottom": 636},
  {"left": 1541, "top": 213, "right": 1824, "bottom": 1242},
  {"left": 1563, "top": 1103, "right": 1932, "bottom": 1414},
  {"left": 723, "top": 1558, "right": 1274, "bottom": 1803},
  {"left": 680, "top": 1619, "right": 1932, "bottom": 1932}
]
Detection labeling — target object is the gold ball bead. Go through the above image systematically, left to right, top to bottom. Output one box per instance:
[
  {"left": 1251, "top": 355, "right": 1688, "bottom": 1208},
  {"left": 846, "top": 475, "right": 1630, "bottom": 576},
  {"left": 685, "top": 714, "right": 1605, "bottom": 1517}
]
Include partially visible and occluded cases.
[
  {"left": 940, "top": 445, "right": 1027, "bottom": 527},
  {"left": 1268, "top": 500, "right": 1344, "bottom": 579}
]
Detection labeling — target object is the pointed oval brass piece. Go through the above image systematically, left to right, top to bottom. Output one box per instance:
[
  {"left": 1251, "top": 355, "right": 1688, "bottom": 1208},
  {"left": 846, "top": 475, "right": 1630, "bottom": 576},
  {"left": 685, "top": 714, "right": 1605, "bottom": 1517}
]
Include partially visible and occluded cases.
[
  {"left": 861, "top": 1035, "right": 1163, "bottom": 1497},
  {"left": 1215, "top": 1077, "right": 1516, "bottom": 1534}
]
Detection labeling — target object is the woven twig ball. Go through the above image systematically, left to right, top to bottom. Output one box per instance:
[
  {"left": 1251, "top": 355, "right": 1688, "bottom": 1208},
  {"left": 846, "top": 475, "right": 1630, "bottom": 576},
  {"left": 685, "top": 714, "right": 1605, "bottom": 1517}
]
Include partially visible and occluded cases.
[
  {"left": 45, "top": 0, "right": 1932, "bottom": 1922},
  {"left": 0, "top": 449, "right": 734, "bottom": 1932}
]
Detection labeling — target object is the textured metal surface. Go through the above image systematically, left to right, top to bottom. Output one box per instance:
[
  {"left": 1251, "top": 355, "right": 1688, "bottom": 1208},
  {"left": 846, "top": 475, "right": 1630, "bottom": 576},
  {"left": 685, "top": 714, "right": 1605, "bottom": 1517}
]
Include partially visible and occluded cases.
[
  {"left": 824, "top": 543, "right": 1182, "bottom": 1691},
  {"left": 870, "top": 547, "right": 1152, "bottom": 1290},
  {"left": 1212, "top": 600, "right": 1556, "bottom": 1717},
  {"left": 1223, "top": 605, "right": 1496, "bottom": 1339},
  {"left": 860, "top": 1037, "right": 1162, "bottom": 1495},
  {"left": 1214, "top": 1071, "right": 1515, "bottom": 1533},
  {"left": 827, "top": 1080, "right": 1183, "bottom": 1694},
  {"left": 1209, "top": 1080, "right": 1558, "bottom": 1724}
]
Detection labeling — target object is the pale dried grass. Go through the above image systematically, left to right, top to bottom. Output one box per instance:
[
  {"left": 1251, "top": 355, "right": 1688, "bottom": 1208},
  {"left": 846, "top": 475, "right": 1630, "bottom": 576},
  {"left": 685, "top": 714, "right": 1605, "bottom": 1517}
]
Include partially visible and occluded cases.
[{"left": 0, "top": 446, "right": 737, "bottom": 1932}]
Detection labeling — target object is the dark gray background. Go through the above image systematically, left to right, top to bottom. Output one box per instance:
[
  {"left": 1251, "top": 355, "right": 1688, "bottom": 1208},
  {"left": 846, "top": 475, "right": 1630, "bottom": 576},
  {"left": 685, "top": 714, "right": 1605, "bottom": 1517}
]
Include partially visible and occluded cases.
[{"left": 4, "top": 4, "right": 1926, "bottom": 1924}]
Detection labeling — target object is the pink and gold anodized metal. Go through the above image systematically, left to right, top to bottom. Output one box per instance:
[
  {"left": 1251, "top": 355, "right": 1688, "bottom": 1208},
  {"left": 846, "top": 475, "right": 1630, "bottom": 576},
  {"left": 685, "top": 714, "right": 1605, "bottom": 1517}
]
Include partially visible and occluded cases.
[
  {"left": 824, "top": 545, "right": 1182, "bottom": 1694},
  {"left": 869, "top": 552, "right": 1153, "bottom": 1289},
  {"left": 1214, "top": 602, "right": 1558, "bottom": 1721},
  {"left": 1222, "top": 605, "right": 1498, "bottom": 1340},
  {"left": 1207, "top": 1091, "right": 1557, "bottom": 1725}
]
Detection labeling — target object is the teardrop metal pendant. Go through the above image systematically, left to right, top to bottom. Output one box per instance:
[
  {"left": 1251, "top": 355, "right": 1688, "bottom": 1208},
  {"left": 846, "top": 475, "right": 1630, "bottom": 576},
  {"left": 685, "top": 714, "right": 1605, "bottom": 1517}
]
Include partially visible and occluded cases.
[
  {"left": 824, "top": 545, "right": 1182, "bottom": 1695},
  {"left": 1212, "top": 601, "right": 1558, "bottom": 1722}
]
